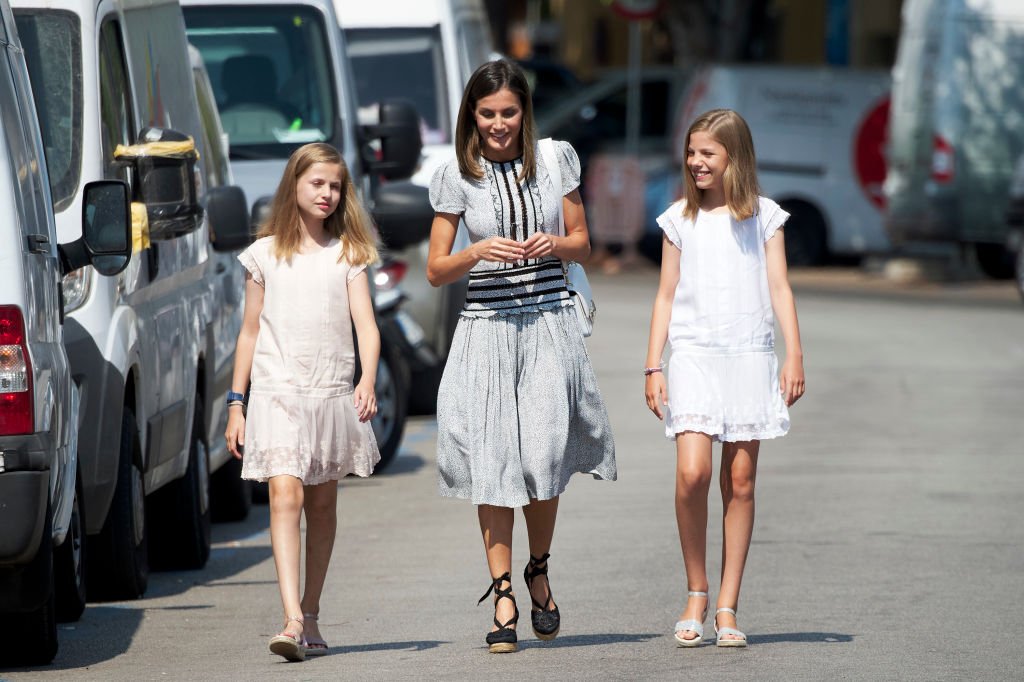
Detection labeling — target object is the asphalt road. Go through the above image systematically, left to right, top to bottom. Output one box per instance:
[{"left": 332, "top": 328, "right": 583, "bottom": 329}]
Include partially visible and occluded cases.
[{"left": 3, "top": 268, "right": 1023, "bottom": 681}]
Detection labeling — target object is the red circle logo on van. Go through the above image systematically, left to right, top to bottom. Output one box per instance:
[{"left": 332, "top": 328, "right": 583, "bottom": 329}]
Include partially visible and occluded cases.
[{"left": 853, "top": 94, "right": 890, "bottom": 210}]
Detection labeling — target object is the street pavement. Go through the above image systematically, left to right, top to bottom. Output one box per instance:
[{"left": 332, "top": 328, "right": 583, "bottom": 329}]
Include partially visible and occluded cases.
[{"left": 3, "top": 267, "right": 1023, "bottom": 681}]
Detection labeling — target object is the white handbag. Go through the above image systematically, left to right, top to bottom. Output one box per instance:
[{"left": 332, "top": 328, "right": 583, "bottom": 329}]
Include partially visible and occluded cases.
[{"left": 539, "top": 138, "right": 596, "bottom": 337}]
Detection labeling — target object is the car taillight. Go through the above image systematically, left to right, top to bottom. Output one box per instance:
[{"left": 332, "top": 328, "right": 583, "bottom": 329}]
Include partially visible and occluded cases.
[
  {"left": 931, "top": 134, "right": 954, "bottom": 183},
  {"left": 374, "top": 259, "right": 408, "bottom": 291},
  {"left": 0, "top": 305, "right": 33, "bottom": 436}
]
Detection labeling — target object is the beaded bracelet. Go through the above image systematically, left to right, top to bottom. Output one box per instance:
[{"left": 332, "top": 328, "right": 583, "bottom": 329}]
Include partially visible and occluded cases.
[{"left": 643, "top": 366, "right": 663, "bottom": 376}]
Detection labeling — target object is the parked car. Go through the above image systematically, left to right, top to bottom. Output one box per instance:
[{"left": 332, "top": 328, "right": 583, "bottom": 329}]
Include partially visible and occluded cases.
[
  {"left": 0, "top": 0, "right": 132, "bottom": 663},
  {"left": 12, "top": 0, "right": 252, "bottom": 598},
  {"left": 181, "top": 0, "right": 425, "bottom": 466},
  {"left": 336, "top": 0, "right": 494, "bottom": 413},
  {"left": 884, "top": 0, "right": 1024, "bottom": 278},
  {"left": 187, "top": 44, "right": 255, "bottom": 519},
  {"left": 674, "top": 64, "right": 892, "bottom": 266},
  {"left": 1005, "top": 153, "right": 1024, "bottom": 301}
]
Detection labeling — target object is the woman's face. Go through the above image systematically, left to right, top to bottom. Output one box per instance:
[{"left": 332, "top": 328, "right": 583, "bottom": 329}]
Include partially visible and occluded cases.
[{"left": 474, "top": 87, "right": 523, "bottom": 161}]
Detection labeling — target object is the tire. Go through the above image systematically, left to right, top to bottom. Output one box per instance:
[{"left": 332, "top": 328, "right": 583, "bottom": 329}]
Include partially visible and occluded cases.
[
  {"left": 780, "top": 202, "right": 827, "bottom": 266},
  {"left": 975, "top": 243, "right": 1015, "bottom": 279},
  {"left": 371, "top": 338, "right": 409, "bottom": 471},
  {"left": 408, "top": 364, "right": 441, "bottom": 416},
  {"left": 149, "top": 396, "right": 211, "bottom": 570},
  {"left": 87, "top": 409, "right": 148, "bottom": 601},
  {"left": 210, "top": 453, "right": 251, "bottom": 522},
  {"left": 54, "top": 468, "right": 87, "bottom": 622},
  {"left": 0, "top": 500, "right": 58, "bottom": 666}
]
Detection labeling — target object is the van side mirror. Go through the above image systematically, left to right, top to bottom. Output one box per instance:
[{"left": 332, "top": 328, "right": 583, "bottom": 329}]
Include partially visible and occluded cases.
[
  {"left": 362, "top": 99, "right": 423, "bottom": 180},
  {"left": 116, "top": 127, "right": 204, "bottom": 240},
  {"left": 58, "top": 180, "right": 132, "bottom": 276},
  {"left": 372, "top": 180, "right": 433, "bottom": 249},
  {"left": 207, "top": 185, "right": 253, "bottom": 252}
]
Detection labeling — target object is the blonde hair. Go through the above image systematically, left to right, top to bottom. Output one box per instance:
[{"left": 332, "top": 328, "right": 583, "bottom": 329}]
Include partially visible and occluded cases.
[
  {"left": 455, "top": 59, "right": 537, "bottom": 183},
  {"left": 681, "top": 109, "right": 760, "bottom": 222},
  {"left": 258, "top": 143, "right": 378, "bottom": 266}
]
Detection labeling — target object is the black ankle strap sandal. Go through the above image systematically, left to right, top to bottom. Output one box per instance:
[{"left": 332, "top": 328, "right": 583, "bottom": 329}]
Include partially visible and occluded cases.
[
  {"left": 524, "top": 553, "right": 561, "bottom": 641},
  {"left": 478, "top": 572, "right": 519, "bottom": 653}
]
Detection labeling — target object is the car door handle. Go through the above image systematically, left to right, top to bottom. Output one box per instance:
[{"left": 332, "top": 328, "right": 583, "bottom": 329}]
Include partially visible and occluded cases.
[
  {"left": 26, "top": 233, "right": 49, "bottom": 253},
  {"left": 215, "top": 262, "right": 227, "bottom": 274}
]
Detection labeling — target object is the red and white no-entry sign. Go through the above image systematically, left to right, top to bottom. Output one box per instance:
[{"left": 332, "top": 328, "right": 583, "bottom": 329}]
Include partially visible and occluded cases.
[{"left": 611, "top": 0, "right": 662, "bottom": 20}]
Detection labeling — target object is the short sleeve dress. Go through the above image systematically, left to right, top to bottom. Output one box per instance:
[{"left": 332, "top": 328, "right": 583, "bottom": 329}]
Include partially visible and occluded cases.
[
  {"left": 428, "top": 141, "right": 617, "bottom": 508},
  {"left": 656, "top": 197, "right": 791, "bottom": 442},
  {"left": 237, "top": 236, "right": 380, "bottom": 483}
]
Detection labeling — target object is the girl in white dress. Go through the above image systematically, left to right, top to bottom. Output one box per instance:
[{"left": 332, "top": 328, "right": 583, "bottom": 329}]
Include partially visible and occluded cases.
[
  {"left": 644, "top": 109, "right": 805, "bottom": 648},
  {"left": 225, "top": 143, "right": 380, "bottom": 661}
]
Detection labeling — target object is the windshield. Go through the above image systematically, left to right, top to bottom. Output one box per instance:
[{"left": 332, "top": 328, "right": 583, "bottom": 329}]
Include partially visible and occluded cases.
[
  {"left": 183, "top": 6, "right": 336, "bottom": 159},
  {"left": 14, "top": 10, "right": 82, "bottom": 212},
  {"left": 345, "top": 27, "right": 450, "bottom": 145}
]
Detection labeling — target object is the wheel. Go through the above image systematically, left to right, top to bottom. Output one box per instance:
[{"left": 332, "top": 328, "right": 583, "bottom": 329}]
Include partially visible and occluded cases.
[
  {"left": 780, "top": 202, "right": 827, "bottom": 266},
  {"left": 975, "top": 243, "right": 1015, "bottom": 279},
  {"left": 1016, "top": 245, "right": 1024, "bottom": 303},
  {"left": 371, "top": 338, "right": 409, "bottom": 471},
  {"left": 408, "top": 364, "right": 442, "bottom": 416},
  {"left": 148, "top": 395, "right": 211, "bottom": 570},
  {"left": 87, "top": 409, "right": 148, "bottom": 600},
  {"left": 210, "top": 454, "right": 252, "bottom": 522},
  {"left": 54, "top": 468, "right": 87, "bottom": 622},
  {"left": 0, "top": 500, "right": 58, "bottom": 666}
]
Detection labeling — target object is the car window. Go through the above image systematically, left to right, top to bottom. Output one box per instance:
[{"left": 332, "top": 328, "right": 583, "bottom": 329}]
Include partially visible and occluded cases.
[
  {"left": 183, "top": 5, "right": 337, "bottom": 158},
  {"left": 14, "top": 10, "right": 82, "bottom": 212},
  {"left": 98, "top": 20, "right": 135, "bottom": 183},
  {"left": 346, "top": 27, "right": 450, "bottom": 145},
  {"left": 193, "top": 65, "right": 227, "bottom": 188}
]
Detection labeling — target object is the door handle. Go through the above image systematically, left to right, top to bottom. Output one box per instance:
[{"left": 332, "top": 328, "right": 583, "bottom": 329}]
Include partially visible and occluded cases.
[{"left": 26, "top": 233, "right": 49, "bottom": 253}]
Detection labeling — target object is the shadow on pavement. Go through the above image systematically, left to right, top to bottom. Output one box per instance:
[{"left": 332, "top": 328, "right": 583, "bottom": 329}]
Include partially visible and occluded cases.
[
  {"left": 374, "top": 452, "right": 426, "bottom": 477},
  {"left": 143, "top": 545, "right": 274, "bottom": 600},
  {"left": 21, "top": 605, "right": 145, "bottom": 671},
  {"left": 517, "top": 632, "right": 662, "bottom": 649},
  {"left": 746, "top": 632, "right": 853, "bottom": 645},
  {"left": 317, "top": 639, "right": 448, "bottom": 655}
]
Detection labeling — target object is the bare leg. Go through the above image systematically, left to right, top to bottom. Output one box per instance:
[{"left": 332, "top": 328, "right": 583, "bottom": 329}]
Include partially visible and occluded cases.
[
  {"left": 674, "top": 432, "right": 713, "bottom": 640},
  {"left": 717, "top": 439, "right": 760, "bottom": 639},
  {"left": 269, "top": 475, "right": 305, "bottom": 641},
  {"left": 300, "top": 481, "right": 339, "bottom": 645},
  {"left": 522, "top": 497, "right": 559, "bottom": 610},
  {"left": 478, "top": 504, "right": 516, "bottom": 632}
]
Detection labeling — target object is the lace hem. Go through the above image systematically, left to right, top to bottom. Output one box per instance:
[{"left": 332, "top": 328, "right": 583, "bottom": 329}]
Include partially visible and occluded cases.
[
  {"left": 459, "top": 298, "right": 573, "bottom": 319},
  {"left": 665, "top": 413, "right": 789, "bottom": 443},
  {"left": 240, "top": 444, "right": 379, "bottom": 484}
]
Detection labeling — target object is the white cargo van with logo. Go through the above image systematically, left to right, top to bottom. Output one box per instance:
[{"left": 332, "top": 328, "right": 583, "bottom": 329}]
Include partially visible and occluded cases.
[
  {"left": 0, "top": 0, "right": 131, "bottom": 663},
  {"left": 12, "top": 0, "right": 250, "bottom": 599},
  {"left": 673, "top": 65, "right": 892, "bottom": 265}
]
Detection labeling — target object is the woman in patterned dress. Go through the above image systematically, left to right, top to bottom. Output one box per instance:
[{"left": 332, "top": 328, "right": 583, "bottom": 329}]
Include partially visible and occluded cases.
[{"left": 426, "top": 60, "right": 616, "bottom": 653}]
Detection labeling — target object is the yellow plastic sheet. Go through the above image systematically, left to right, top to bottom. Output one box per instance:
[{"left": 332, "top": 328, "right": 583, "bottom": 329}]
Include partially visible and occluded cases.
[
  {"left": 114, "top": 138, "right": 199, "bottom": 160},
  {"left": 131, "top": 202, "right": 151, "bottom": 253}
]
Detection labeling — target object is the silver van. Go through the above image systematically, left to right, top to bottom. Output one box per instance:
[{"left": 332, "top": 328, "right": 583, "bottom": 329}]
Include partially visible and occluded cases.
[
  {"left": 0, "top": 0, "right": 131, "bottom": 664},
  {"left": 12, "top": 0, "right": 253, "bottom": 600},
  {"left": 884, "top": 0, "right": 1024, "bottom": 277}
]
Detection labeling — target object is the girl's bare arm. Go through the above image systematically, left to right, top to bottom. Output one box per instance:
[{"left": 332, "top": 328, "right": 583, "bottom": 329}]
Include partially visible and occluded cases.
[
  {"left": 765, "top": 229, "right": 806, "bottom": 406},
  {"left": 644, "top": 236, "right": 681, "bottom": 419},
  {"left": 349, "top": 270, "right": 379, "bottom": 422},
  {"left": 225, "top": 274, "right": 264, "bottom": 457}
]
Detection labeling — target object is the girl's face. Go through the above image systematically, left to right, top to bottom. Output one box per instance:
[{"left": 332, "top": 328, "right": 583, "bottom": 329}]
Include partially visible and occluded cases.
[
  {"left": 474, "top": 87, "right": 523, "bottom": 161},
  {"left": 687, "top": 130, "right": 729, "bottom": 193},
  {"left": 296, "top": 162, "right": 343, "bottom": 223}
]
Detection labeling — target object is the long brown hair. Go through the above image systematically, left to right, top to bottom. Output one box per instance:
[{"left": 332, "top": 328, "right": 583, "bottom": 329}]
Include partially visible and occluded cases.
[
  {"left": 455, "top": 59, "right": 536, "bottom": 182},
  {"left": 681, "top": 109, "right": 760, "bottom": 222},
  {"left": 258, "top": 143, "right": 378, "bottom": 266}
]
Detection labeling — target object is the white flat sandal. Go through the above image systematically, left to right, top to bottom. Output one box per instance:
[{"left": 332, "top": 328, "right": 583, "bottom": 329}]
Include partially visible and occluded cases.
[
  {"left": 673, "top": 590, "right": 709, "bottom": 647},
  {"left": 714, "top": 607, "right": 748, "bottom": 648}
]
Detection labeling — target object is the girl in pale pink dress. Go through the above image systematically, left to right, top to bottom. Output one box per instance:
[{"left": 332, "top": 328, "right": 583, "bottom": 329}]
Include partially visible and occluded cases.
[{"left": 225, "top": 143, "right": 380, "bottom": 662}]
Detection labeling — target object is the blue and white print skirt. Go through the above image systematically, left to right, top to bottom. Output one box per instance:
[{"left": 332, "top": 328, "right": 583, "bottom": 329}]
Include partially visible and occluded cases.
[{"left": 436, "top": 304, "right": 617, "bottom": 507}]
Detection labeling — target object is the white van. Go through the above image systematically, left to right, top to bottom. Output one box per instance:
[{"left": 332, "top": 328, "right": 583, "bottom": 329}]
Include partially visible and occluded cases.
[
  {"left": 0, "top": 0, "right": 131, "bottom": 663},
  {"left": 12, "top": 0, "right": 251, "bottom": 599},
  {"left": 335, "top": 0, "right": 492, "bottom": 408},
  {"left": 884, "top": 0, "right": 1024, "bottom": 278},
  {"left": 673, "top": 64, "right": 892, "bottom": 265}
]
